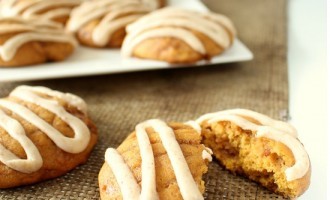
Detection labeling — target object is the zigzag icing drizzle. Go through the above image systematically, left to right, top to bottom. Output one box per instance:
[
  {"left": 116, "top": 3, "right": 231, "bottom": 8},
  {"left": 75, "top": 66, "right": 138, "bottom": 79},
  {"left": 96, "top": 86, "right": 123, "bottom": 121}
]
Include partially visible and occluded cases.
[
  {"left": 0, "top": 0, "right": 83, "bottom": 21},
  {"left": 66, "top": 0, "right": 151, "bottom": 47},
  {"left": 122, "top": 7, "right": 236, "bottom": 56},
  {"left": 0, "top": 17, "right": 77, "bottom": 61},
  {"left": 0, "top": 86, "right": 90, "bottom": 173},
  {"left": 196, "top": 109, "right": 309, "bottom": 181},
  {"left": 105, "top": 119, "right": 211, "bottom": 200}
]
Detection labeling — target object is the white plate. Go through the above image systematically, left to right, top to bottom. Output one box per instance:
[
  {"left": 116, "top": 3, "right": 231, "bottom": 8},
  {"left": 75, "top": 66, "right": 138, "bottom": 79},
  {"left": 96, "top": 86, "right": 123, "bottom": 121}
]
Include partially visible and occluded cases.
[{"left": 0, "top": 0, "right": 253, "bottom": 82}]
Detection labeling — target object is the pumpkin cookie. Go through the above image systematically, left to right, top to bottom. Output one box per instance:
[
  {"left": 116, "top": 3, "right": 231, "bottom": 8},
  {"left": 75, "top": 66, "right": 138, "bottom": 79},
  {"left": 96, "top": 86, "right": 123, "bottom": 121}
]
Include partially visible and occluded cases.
[
  {"left": 122, "top": 7, "right": 236, "bottom": 63},
  {"left": 0, "top": 17, "right": 76, "bottom": 67},
  {"left": 0, "top": 85, "right": 97, "bottom": 188},
  {"left": 196, "top": 109, "right": 311, "bottom": 198},
  {"left": 99, "top": 119, "right": 211, "bottom": 200}
]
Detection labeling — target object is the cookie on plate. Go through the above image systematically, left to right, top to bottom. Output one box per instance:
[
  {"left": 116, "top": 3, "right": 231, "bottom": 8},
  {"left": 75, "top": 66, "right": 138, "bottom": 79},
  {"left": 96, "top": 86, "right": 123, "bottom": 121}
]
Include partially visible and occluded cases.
[
  {"left": 0, "top": 0, "right": 84, "bottom": 25},
  {"left": 66, "top": 0, "right": 151, "bottom": 48},
  {"left": 121, "top": 7, "right": 236, "bottom": 64},
  {"left": 0, "top": 17, "right": 76, "bottom": 67},
  {"left": 0, "top": 85, "right": 97, "bottom": 188},
  {"left": 196, "top": 109, "right": 311, "bottom": 198},
  {"left": 99, "top": 119, "right": 212, "bottom": 200}
]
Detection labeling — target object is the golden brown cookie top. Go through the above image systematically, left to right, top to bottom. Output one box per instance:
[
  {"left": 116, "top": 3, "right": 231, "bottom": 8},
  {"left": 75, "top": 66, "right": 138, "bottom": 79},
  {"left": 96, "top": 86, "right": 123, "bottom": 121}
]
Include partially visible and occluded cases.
[
  {"left": 0, "top": 17, "right": 76, "bottom": 62},
  {"left": 0, "top": 85, "right": 91, "bottom": 174},
  {"left": 196, "top": 108, "right": 309, "bottom": 182},
  {"left": 102, "top": 119, "right": 212, "bottom": 199}
]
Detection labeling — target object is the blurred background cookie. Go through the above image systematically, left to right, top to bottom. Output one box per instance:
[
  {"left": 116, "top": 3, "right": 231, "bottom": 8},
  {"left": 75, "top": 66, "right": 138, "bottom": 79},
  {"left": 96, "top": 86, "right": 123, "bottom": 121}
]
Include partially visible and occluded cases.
[
  {"left": 0, "top": 0, "right": 84, "bottom": 25},
  {"left": 66, "top": 0, "right": 152, "bottom": 48},
  {"left": 122, "top": 7, "right": 236, "bottom": 64},
  {"left": 0, "top": 17, "right": 77, "bottom": 67},
  {"left": 0, "top": 85, "right": 97, "bottom": 188},
  {"left": 196, "top": 109, "right": 311, "bottom": 198},
  {"left": 99, "top": 119, "right": 211, "bottom": 200}
]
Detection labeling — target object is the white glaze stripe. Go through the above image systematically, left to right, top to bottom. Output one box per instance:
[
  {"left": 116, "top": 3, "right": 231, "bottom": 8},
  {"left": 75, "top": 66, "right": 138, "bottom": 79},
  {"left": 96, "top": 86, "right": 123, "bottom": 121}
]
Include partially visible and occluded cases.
[
  {"left": 39, "top": 8, "right": 72, "bottom": 20},
  {"left": 0, "top": 17, "right": 62, "bottom": 29},
  {"left": 15, "top": 86, "right": 87, "bottom": 115},
  {"left": 197, "top": 108, "right": 297, "bottom": 137},
  {"left": 0, "top": 109, "right": 43, "bottom": 173},
  {"left": 197, "top": 109, "right": 308, "bottom": 181},
  {"left": 139, "top": 119, "right": 203, "bottom": 200},
  {"left": 185, "top": 120, "right": 202, "bottom": 135},
  {"left": 136, "top": 122, "right": 159, "bottom": 200},
  {"left": 105, "top": 148, "right": 141, "bottom": 199}
]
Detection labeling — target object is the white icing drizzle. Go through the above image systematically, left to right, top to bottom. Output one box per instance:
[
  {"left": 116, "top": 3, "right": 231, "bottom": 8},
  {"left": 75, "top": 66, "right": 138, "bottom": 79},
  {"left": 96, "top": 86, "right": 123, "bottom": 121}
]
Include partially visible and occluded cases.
[
  {"left": 0, "top": 0, "right": 83, "bottom": 21},
  {"left": 66, "top": 0, "right": 151, "bottom": 47},
  {"left": 122, "top": 7, "right": 235, "bottom": 56},
  {"left": 0, "top": 17, "right": 77, "bottom": 62},
  {"left": 16, "top": 85, "right": 88, "bottom": 115},
  {"left": 0, "top": 86, "right": 91, "bottom": 173},
  {"left": 0, "top": 109, "right": 43, "bottom": 173},
  {"left": 196, "top": 109, "right": 309, "bottom": 181},
  {"left": 196, "top": 109, "right": 297, "bottom": 137},
  {"left": 105, "top": 119, "right": 207, "bottom": 200},
  {"left": 185, "top": 120, "right": 202, "bottom": 135},
  {"left": 135, "top": 122, "right": 159, "bottom": 200},
  {"left": 201, "top": 145, "right": 213, "bottom": 162},
  {"left": 105, "top": 148, "right": 141, "bottom": 199},
  {"left": 202, "top": 150, "right": 212, "bottom": 162}
]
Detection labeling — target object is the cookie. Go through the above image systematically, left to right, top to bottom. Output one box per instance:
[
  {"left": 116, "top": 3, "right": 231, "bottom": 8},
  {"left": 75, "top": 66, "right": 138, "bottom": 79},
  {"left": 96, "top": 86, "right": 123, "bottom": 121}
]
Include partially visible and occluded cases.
[
  {"left": 122, "top": 7, "right": 236, "bottom": 64},
  {"left": 0, "top": 17, "right": 76, "bottom": 67},
  {"left": 0, "top": 85, "right": 97, "bottom": 188},
  {"left": 196, "top": 109, "right": 311, "bottom": 198},
  {"left": 99, "top": 119, "right": 211, "bottom": 200}
]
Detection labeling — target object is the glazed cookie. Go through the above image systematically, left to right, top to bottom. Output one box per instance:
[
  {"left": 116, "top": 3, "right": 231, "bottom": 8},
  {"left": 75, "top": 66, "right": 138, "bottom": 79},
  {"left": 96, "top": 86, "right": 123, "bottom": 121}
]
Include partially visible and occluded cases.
[
  {"left": 0, "top": 0, "right": 84, "bottom": 25},
  {"left": 66, "top": 0, "right": 151, "bottom": 48},
  {"left": 122, "top": 7, "right": 236, "bottom": 64},
  {"left": 0, "top": 17, "right": 76, "bottom": 67},
  {"left": 0, "top": 86, "right": 97, "bottom": 188},
  {"left": 196, "top": 109, "right": 311, "bottom": 198},
  {"left": 99, "top": 119, "right": 212, "bottom": 200}
]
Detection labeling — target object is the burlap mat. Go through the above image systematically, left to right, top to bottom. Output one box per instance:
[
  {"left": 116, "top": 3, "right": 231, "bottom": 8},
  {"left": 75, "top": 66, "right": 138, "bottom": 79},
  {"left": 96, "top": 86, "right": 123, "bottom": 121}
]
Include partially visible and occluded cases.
[{"left": 0, "top": 0, "right": 288, "bottom": 199}]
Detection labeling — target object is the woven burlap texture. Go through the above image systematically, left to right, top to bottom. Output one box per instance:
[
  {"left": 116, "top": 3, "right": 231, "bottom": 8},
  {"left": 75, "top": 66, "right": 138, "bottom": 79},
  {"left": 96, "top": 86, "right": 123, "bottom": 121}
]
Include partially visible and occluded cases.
[{"left": 0, "top": 0, "right": 288, "bottom": 199}]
